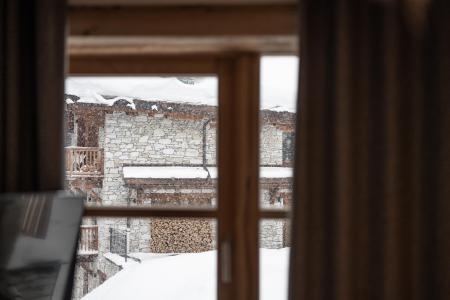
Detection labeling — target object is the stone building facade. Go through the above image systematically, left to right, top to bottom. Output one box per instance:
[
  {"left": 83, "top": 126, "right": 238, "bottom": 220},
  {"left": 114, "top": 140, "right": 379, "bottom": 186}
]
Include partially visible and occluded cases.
[{"left": 65, "top": 97, "right": 295, "bottom": 299}]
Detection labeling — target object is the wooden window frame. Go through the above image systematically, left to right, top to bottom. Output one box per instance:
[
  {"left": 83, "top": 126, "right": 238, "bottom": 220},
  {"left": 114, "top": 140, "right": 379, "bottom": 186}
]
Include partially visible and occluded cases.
[{"left": 69, "top": 53, "right": 289, "bottom": 300}]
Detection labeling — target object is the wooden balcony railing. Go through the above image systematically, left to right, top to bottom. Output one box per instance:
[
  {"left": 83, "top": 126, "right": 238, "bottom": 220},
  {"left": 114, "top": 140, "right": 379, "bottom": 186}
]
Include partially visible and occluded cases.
[
  {"left": 65, "top": 147, "right": 103, "bottom": 177},
  {"left": 78, "top": 225, "right": 99, "bottom": 255}
]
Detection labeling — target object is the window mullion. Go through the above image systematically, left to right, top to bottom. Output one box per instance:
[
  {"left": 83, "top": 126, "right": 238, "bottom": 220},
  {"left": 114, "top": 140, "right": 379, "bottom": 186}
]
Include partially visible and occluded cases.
[{"left": 218, "top": 53, "right": 260, "bottom": 300}]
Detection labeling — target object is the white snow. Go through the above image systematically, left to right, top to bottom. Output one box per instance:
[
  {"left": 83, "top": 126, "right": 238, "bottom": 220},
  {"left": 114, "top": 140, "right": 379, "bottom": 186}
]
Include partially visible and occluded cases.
[
  {"left": 65, "top": 56, "right": 298, "bottom": 112},
  {"left": 260, "top": 56, "right": 298, "bottom": 112},
  {"left": 66, "top": 76, "right": 218, "bottom": 107},
  {"left": 123, "top": 166, "right": 293, "bottom": 179},
  {"left": 123, "top": 166, "right": 209, "bottom": 179},
  {"left": 208, "top": 166, "right": 293, "bottom": 179},
  {"left": 205, "top": 167, "right": 217, "bottom": 178},
  {"left": 260, "top": 167, "right": 293, "bottom": 178},
  {"left": 82, "top": 248, "right": 289, "bottom": 300},
  {"left": 259, "top": 248, "right": 290, "bottom": 300},
  {"left": 128, "top": 252, "right": 176, "bottom": 262},
  {"left": 104, "top": 253, "right": 139, "bottom": 269}
]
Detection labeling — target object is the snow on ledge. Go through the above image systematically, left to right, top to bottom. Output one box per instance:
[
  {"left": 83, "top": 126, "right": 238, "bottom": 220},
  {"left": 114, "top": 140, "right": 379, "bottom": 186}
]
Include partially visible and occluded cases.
[
  {"left": 123, "top": 166, "right": 293, "bottom": 179},
  {"left": 123, "top": 166, "right": 209, "bottom": 179},
  {"left": 260, "top": 167, "right": 293, "bottom": 178},
  {"left": 104, "top": 253, "right": 139, "bottom": 269},
  {"left": 128, "top": 253, "right": 177, "bottom": 262}
]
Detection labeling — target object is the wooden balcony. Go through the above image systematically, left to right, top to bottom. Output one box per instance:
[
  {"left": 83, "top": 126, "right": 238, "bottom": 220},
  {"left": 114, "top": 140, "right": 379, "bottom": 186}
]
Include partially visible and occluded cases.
[
  {"left": 65, "top": 147, "right": 103, "bottom": 178},
  {"left": 78, "top": 225, "right": 99, "bottom": 255}
]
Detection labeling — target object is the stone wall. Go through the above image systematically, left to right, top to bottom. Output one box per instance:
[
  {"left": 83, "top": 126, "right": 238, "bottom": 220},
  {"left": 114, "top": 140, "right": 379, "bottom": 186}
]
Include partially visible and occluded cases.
[
  {"left": 71, "top": 107, "right": 291, "bottom": 299},
  {"left": 98, "top": 110, "right": 288, "bottom": 251},
  {"left": 101, "top": 112, "right": 214, "bottom": 206},
  {"left": 260, "top": 124, "right": 283, "bottom": 165},
  {"left": 259, "top": 188, "right": 290, "bottom": 249},
  {"left": 96, "top": 218, "right": 128, "bottom": 276},
  {"left": 128, "top": 218, "right": 151, "bottom": 253},
  {"left": 260, "top": 219, "right": 285, "bottom": 249},
  {"left": 72, "top": 258, "right": 102, "bottom": 299},
  {"left": 72, "top": 265, "right": 84, "bottom": 300}
]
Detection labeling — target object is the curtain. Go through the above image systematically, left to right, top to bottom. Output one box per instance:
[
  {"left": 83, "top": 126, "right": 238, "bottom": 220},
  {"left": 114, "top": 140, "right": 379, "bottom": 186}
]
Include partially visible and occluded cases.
[
  {"left": 0, "top": 0, "right": 66, "bottom": 192},
  {"left": 290, "top": 1, "right": 449, "bottom": 299},
  {"left": 0, "top": 2, "right": 69, "bottom": 297}
]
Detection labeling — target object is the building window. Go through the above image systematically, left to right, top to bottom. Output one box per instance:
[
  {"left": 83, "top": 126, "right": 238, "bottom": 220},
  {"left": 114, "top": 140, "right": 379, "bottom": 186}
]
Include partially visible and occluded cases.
[{"left": 282, "top": 131, "right": 295, "bottom": 167}]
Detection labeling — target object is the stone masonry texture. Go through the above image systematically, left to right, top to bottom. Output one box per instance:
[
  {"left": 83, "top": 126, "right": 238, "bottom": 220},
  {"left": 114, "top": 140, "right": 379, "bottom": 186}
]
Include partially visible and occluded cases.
[{"left": 66, "top": 102, "right": 295, "bottom": 299}]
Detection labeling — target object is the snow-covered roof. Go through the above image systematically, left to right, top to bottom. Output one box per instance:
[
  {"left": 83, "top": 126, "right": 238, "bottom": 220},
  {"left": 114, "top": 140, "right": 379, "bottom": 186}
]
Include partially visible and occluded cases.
[
  {"left": 66, "top": 56, "right": 298, "bottom": 113},
  {"left": 123, "top": 166, "right": 293, "bottom": 179},
  {"left": 82, "top": 248, "right": 289, "bottom": 300}
]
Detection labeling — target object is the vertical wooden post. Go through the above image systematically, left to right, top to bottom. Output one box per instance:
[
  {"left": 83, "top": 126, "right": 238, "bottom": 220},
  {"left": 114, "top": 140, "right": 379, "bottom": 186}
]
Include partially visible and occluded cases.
[
  {"left": 218, "top": 53, "right": 260, "bottom": 300},
  {"left": 95, "top": 225, "right": 99, "bottom": 252}
]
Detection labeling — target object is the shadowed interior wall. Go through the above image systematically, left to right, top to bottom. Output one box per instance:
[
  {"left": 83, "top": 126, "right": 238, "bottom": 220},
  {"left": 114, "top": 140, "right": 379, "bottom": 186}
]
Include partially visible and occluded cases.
[
  {"left": 0, "top": 0, "right": 66, "bottom": 192},
  {"left": 290, "top": 0, "right": 449, "bottom": 299}
]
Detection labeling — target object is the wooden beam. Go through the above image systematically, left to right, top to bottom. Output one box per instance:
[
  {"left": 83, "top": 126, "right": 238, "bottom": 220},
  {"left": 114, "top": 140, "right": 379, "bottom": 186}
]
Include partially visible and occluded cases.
[
  {"left": 69, "top": 0, "right": 296, "bottom": 6},
  {"left": 69, "top": 5, "right": 298, "bottom": 37},
  {"left": 68, "top": 36, "right": 298, "bottom": 56},
  {"left": 69, "top": 54, "right": 220, "bottom": 75},
  {"left": 218, "top": 54, "right": 260, "bottom": 300},
  {"left": 83, "top": 204, "right": 290, "bottom": 219},
  {"left": 84, "top": 206, "right": 218, "bottom": 218},
  {"left": 260, "top": 209, "right": 290, "bottom": 219}
]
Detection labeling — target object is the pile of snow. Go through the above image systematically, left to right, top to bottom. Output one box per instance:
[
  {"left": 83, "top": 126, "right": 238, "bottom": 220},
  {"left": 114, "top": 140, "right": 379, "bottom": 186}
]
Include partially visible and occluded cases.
[
  {"left": 66, "top": 56, "right": 298, "bottom": 113},
  {"left": 123, "top": 166, "right": 293, "bottom": 179},
  {"left": 82, "top": 248, "right": 289, "bottom": 300},
  {"left": 260, "top": 248, "right": 290, "bottom": 300}
]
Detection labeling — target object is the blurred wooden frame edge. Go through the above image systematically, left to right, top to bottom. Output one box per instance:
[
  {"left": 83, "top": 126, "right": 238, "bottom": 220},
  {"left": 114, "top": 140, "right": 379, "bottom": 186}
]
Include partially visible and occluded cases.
[
  {"left": 67, "top": 4, "right": 299, "bottom": 58},
  {"left": 68, "top": 4, "right": 298, "bottom": 37},
  {"left": 67, "top": 36, "right": 299, "bottom": 57},
  {"left": 68, "top": 54, "right": 221, "bottom": 75},
  {"left": 83, "top": 206, "right": 290, "bottom": 219},
  {"left": 83, "top": 206, "right": 219, "bottom": 218}
]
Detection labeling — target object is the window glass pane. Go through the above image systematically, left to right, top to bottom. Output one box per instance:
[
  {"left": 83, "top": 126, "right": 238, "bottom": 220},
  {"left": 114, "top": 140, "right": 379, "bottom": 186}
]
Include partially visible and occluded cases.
[
  {"left": 259, "top": 56, "right": 298, "bottom": 210},
  {"left": 259, "top": 56, "right": 296, "bottom": 299},
  {"left": 64, "top": 76, "right": 218, "bottom": 209},
  {"left": 73, "top": 217, "right": 217, "bottom": 300},
  {"left": 260, "top": 218, "right": 291, "bottom": 300}
]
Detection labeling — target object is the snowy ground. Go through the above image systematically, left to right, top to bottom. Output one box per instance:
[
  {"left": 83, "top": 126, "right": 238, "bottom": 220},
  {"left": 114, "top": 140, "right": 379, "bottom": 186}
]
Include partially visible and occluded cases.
[{"left": 82, "top": 248, "right": 289, "bottom": 300}]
